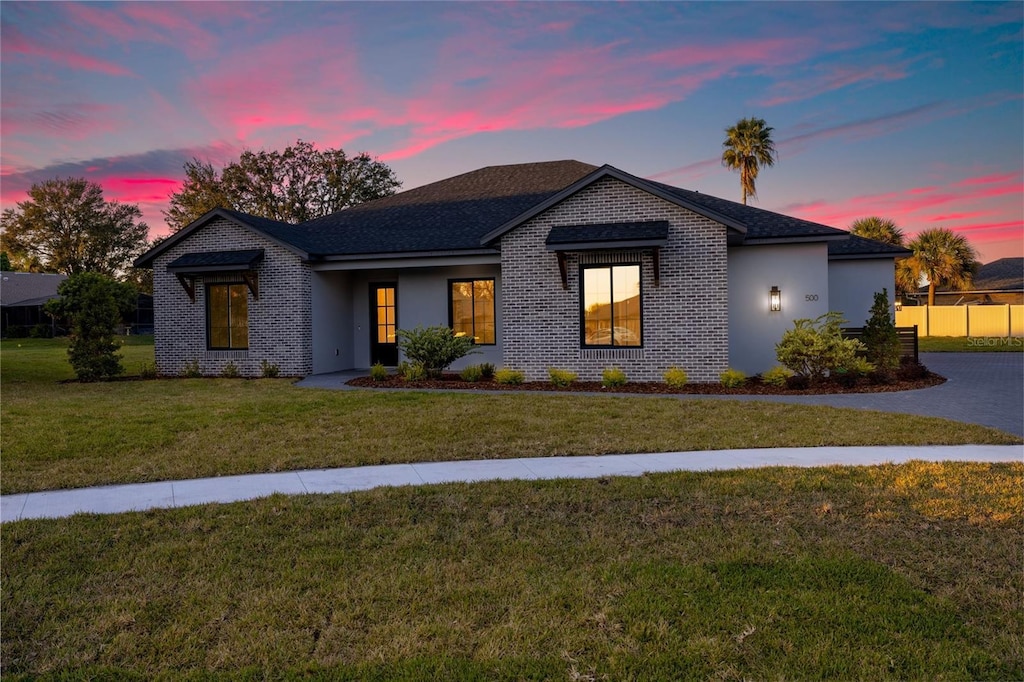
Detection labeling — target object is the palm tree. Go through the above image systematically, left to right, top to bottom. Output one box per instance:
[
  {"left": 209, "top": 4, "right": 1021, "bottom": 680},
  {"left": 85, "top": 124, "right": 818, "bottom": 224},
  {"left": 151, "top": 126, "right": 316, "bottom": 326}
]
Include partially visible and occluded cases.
[
  {"left": 721, "top": 117, "right": 778, "bottom": 205},
  {"left": 849, "top": 216, "right": 905, "bottom": 246},
  {"left": 900, "top": 228, "right": 979, "bottom": 306}
]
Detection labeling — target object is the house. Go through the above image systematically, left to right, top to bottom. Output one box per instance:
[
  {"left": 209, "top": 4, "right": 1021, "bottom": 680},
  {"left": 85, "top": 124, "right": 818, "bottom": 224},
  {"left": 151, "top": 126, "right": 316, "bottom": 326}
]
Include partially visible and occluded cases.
[
  {"left": 135, "top": 161, "right": 908, "bottom": 380},
  {"left": 905, "top": 257, "right": 1024, "bottom": 306},
  {"left": 0, "top": 272, "right": 67, "bottom": 337}
]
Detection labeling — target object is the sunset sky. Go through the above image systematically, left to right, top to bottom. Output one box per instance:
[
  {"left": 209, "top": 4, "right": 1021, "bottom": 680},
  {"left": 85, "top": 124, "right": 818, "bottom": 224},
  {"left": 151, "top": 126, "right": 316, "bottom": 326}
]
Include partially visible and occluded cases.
[{"left": 2, "top": 1, "right": 1021, "bottom": 263}]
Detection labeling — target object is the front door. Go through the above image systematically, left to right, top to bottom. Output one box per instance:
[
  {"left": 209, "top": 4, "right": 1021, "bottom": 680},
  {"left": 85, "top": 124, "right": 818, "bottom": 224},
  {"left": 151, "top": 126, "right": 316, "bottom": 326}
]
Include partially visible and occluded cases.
[{"left": 370, "top": 283, "right": 398, "bottom": 366}]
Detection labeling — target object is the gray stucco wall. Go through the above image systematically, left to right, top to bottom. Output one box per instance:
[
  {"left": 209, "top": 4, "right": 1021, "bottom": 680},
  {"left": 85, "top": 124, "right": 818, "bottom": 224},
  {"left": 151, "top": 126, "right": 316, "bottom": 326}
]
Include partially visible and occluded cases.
[
  {"left": 499, "top": 177, "right": 730, "bottom": 382},
  {"left": 152, "top": 218, "right": 312, "bottom": 377},
  {"left": 727, "top": 243, "right": 830, "bottom": 375},
  {"left": 828, "top": 259, "right": 896, "bottom": 326},
  {"left": 311, "top": 264, "right": 502, "bottom": 371}
]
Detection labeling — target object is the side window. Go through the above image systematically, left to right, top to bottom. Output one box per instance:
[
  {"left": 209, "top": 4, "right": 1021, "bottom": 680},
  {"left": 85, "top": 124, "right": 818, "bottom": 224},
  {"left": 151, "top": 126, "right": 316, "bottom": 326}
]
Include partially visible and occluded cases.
[
  {"left": 582, "top": 264, "right": 641, "bottom": 347},
  {"left": 449, "top": 279, "right": 496, "bottom": 345},
  {"left": 207, "top": 283, "right": 249, "bottom": 350}
]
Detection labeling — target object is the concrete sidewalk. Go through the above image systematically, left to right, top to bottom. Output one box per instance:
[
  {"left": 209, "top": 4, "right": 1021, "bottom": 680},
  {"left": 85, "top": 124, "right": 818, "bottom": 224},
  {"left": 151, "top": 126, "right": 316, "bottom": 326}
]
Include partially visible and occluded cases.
[{"left": 3, "top": 445, "right": 1020, "bottom": 523}]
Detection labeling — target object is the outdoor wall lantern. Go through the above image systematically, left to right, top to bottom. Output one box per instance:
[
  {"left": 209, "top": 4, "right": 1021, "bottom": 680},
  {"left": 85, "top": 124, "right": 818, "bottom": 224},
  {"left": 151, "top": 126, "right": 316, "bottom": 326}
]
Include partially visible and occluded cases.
[
  {"left": 769, "top": 286, "right": 782, "bottom": 312},
  {"left": 894, "top": 298, "right": 903, "bottom": 311}
]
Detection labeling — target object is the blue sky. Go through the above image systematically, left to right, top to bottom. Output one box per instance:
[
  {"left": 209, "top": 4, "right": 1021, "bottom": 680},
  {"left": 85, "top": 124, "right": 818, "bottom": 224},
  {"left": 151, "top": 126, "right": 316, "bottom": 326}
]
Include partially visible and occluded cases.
[{"left": 2, "top": 1, "right": 1021, "bottom": 262}]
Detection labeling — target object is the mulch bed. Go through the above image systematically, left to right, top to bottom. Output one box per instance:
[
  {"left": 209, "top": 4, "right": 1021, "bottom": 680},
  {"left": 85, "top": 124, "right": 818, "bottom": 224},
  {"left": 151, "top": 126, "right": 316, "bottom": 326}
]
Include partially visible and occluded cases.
[{"left": 348, "top": 372, "right": 945, "bottom": 395}]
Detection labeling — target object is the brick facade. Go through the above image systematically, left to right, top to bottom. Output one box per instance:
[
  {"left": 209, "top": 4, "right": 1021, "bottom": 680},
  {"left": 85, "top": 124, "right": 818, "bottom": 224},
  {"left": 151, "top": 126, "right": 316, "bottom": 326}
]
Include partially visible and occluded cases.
[
  {"left": 499, "top": 177, "right": 729, "bottom": 382},
  {"left": 152, "top": 219, "right": 312, "bottom": 377}
]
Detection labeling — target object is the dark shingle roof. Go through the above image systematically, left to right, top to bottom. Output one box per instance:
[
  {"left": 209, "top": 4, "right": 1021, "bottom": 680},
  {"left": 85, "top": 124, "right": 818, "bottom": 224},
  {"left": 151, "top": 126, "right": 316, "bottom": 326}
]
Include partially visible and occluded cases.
[
  {"left": 294, "top": 161, "right": 599, "bottom": 257},
  {"left": 647, "top": 180, "right": 848, "bottom": 241},
  {"left": 546, "top": 221, "right": 670, "bottom": 246},
  {"left": 828, "top": 234, "right": 912, "bottom": 259},
  {"left": 167, "top": 249, "right": 265, "bottom": 271},
  {"left": 974, "top": 257, "right": 1023, "bottom": 290},
  {"left": 0, "top": 272, "right": 67, "bottom": 307}
]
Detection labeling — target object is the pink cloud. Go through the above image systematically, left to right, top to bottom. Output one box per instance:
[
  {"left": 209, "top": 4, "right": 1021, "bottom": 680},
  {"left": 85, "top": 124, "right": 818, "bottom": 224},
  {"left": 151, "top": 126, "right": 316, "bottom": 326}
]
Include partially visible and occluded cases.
[
  {"left": 1, "top": 24, "right": 133, "bottom": 77},
  {"left": 757, "top": 59, "right": 911, "bottom": 107},
  {"left": 779, "top": 170, "right": 1023, "bottom": 261}
]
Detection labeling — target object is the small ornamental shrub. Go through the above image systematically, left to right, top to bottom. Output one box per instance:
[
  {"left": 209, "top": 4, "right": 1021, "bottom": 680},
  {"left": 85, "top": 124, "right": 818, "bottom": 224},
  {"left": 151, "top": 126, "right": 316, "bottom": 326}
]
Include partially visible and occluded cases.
[
  {"left": 43, "top": 272, "right": 136, "bottom": 382},
  {"left": 862, "top": 289, "right": 901, "bottom": 374},
  {"left": 775, "top": 312, "right": 866, "bottom": 384},
  {"left": 396, "top": 325, "right": 478, "bottom": 378},
  {"left": 182, "top": 359, "right": 201, "bottom": 378},
  {"left": 260, "top": 360, "right": 280, "bottom": 378},
  {"left": 221, "top": 361, "right": 240, "bottom": 378},
  {"left": 396, "top": 361, "right": 412, "bottom": 379},
  {"left": 138, "top": 362, "right": 158, "bottom": 380},
  {"left": 369, "top": 362, "right": 389, "bottom": 381},
  {"left": 402, "top": 363, "right": 428, "bottom": 382},
  {"left": 479, "top": 363, "right": 496, "bottom": 380},
  {"left": 459, "top": 364, "right": 484, "bottom": 382},
  {"left": 761, "top": 365, "right": 793, "bottom": 387},
  {"left": 494, "top": 367, "right": 524, "bottom": 385},
  {"left": 548, "top": 367, "right": 578, "bottom": 387},
  {"left": 601, "top": 367, "right": 628, "bottom": 388},
  {"left": 663, "top": 367, "right": 688, "bottom": 388},
  {"left": 720, "top": 368, "right": 747, "bottom": 388}
]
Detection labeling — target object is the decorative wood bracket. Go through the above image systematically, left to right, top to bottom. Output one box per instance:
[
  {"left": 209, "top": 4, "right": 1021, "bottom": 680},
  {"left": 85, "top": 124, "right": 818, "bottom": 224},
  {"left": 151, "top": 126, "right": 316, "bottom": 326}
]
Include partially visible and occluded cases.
[
  {"left": 556, "top": 252, "right": 568, "bottom": 290},
  {"left": 241, "top": 271, "right": 259, "bottom": 300},
  {"left": 176, "top": 273, "right": 196, "bottom": 302}
]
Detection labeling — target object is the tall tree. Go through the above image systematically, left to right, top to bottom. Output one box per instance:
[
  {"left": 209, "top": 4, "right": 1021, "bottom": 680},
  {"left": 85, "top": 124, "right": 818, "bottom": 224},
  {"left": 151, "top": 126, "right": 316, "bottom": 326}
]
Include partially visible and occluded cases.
[
  {"left": 721, "top": 117, "right": 778, "bottom": 205},
  {"left": 164, "top": 140, "right": 401, "bottom": 231},
  {"left": 0, "top": 178, "right": 149, "bottom": 277},
  {"left": 849, "top": 216, "right": 905, "bottom": 247},
  {"left": 900, "top": 228, "right": 979, "bottom": 306}
]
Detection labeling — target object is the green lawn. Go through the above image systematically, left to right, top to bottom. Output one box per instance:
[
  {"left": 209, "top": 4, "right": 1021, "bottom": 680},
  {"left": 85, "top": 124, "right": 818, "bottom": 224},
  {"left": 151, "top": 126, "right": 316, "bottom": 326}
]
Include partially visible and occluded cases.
[
  {"left": 919, "top": 336, "right": 1024, "bottom": 352},
  {"left": 1, "top": 338, "right": 1019, "bottom": 494},
  {"left": 3, "top": 462, "right": 1021, "bottom": 679}
]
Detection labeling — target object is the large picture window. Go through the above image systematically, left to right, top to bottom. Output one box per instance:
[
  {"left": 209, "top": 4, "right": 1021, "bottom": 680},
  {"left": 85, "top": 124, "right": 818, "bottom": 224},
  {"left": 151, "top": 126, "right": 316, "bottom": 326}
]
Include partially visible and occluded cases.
[
  {"left": 582, "top": 264, "right": 641, "bottom": 347},
  {"left": 450, "top": 278, "right": 495, "bottom": 345},
  {"left": 207, "top": 283, "right": 249, "bottom": 350}
]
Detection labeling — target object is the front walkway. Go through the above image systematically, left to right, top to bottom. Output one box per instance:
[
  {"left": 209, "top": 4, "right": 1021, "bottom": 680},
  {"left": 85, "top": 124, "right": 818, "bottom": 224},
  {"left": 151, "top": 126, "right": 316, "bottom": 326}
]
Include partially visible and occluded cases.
[
  {"left": 296, "top": 353, "right": 1024, "bottom": 437},
  {"left": 3, "top": 445, "right": 1021, "bottom": 522}
]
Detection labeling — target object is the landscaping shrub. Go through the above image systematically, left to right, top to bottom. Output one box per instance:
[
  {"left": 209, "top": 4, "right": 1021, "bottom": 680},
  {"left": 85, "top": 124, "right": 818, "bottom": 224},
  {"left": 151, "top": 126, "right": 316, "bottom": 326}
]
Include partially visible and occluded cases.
[
  {"left": 43, "top": 272, "right": 135, "bottom": 382},
  {"left": 862, "top": 289, "right": 901, "bottom": 375},
  {"left": 776, "top": 312, "right": 866, "bottom": 384},
  {"left": 396, "top": 325, "right": 478, "bottom": 378},
  {"left": 181, "top": 359, "right": 201, "bottom": 378},
  {"left": 260, "top": 360, "right": 280, "bottom": 378},
  {"left": 221, "top": 361, "right": 240, "bottom": 378},
  {"left": 138, "top": 362, "right": 158, "bottom": 380},
  {"left": 369, "top": 362, "right": 389, "bottom": 381},
  {"left": 402, "top": 363, "right": 428, "bottom": 382},
  {"left": 479, "top": 363, "right": 496, "bottom": 380},
  {"left": 459, "top": 364, "right": 484, "bottom": 382},
  {"left": 761, "top": 365, "right": 793, "bottom": 387},
  {"left": 663, "top": 366, "right": 688, "bottom": 388},
  {"left": 494, "top": 367, "right": 524, "bottom": 384},
  {"left": 548, "top": 367, "right": 578, "bottom": 387},
  {"left": 601, "top": 367, "right": 628, "bottom": 388},
  {"left": 720, "top": 368, "right": 747, "bottom": 388}
]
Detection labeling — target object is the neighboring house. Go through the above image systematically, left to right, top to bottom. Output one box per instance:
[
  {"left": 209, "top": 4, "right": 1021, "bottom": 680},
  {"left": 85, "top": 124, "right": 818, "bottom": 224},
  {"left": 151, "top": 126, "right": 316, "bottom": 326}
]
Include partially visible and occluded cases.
[
  {"left": 135, "top": 161, "right": 908, "bottom": 380},
  {"left": 905, "top": 257, "right": 1024, "bottom": 306},
  {"left": 0, "top": 272, "right": 67, "bottom": 337}
]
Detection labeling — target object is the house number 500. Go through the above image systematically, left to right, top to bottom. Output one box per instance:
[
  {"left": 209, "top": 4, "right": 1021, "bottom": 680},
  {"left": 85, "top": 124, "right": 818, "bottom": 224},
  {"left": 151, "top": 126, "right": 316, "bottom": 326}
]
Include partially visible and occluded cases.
[{"left": 805, "top": 294, "right": 819, "bottom": 301}]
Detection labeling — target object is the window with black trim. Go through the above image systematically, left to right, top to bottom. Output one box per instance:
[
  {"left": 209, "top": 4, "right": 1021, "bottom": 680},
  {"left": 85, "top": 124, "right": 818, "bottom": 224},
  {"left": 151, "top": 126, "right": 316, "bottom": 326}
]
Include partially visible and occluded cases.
[
  {"left": 582, "top": 264, "right": 641, "bottom": 347},
  {"left": 449, "top": 278, "right": 495, "bottom": 345},
  {"left": 207, "top": 283, "right": 249, "bottom": 350}
]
